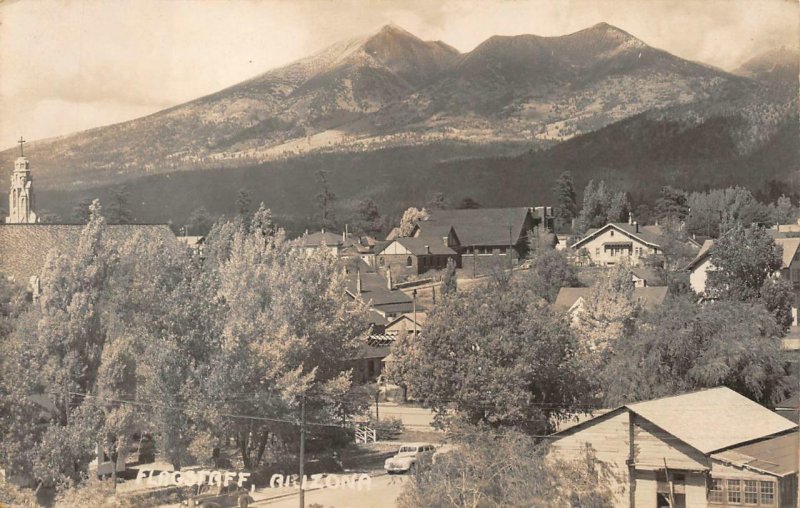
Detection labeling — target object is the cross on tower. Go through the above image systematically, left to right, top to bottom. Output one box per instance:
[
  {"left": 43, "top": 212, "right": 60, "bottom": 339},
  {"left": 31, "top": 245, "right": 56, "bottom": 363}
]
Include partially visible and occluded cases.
[{"left": 17, "top": 136, "right": 26, "bottom": 157}]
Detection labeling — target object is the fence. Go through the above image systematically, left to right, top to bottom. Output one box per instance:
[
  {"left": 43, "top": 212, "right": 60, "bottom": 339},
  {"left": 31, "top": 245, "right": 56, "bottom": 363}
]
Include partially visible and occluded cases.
[{"left": 355, "top": 425, "right": 377, "bottom": 444}]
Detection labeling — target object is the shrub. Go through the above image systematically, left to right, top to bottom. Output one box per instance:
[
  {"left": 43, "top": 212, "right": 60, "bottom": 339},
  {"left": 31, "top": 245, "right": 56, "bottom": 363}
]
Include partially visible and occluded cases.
[{"left": 370, "top": 416, "right": 404, "bottom": 440}]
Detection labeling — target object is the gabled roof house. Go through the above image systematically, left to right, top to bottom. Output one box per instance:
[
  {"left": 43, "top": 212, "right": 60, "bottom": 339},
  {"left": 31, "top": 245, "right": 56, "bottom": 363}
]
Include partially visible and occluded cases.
[{"left": 550, "top": 387, "right": 798, "bottom": 507}]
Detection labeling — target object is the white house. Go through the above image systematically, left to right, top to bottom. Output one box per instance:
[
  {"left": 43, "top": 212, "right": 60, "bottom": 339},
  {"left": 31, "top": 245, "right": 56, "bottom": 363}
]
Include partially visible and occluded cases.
[
  {"left": 571, "top": 222, "right": 665, "bottom": 267},
  {"left": 549, "top": 387, "right": 798, "bottom": 508}
]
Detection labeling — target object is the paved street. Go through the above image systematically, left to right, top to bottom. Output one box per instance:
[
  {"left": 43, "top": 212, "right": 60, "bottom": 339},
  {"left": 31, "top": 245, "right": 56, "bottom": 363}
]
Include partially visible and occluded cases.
[{"left": 255, "top": 473, "right": 408, "bottom": 507}]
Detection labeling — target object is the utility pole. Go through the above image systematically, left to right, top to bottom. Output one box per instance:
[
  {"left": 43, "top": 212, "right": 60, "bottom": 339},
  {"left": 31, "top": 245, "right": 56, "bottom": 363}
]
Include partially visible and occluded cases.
[
  {"left": 509, "top": 224, "right": 513, "bottom": 272},
  {"left": 472, "top": 246, "right": 477, "bottom": 278},
  {"left": 412, "top": 289, "right": 418, "bottom": 337},
  {"left": 375, "top": 389, "right": 380, "bottom": 422},
  {"left": 299, "top": 393, "right": 306, "bottom": 508},
  {"left": 110, "top": 440, "right": 118, "bottom": 493}
]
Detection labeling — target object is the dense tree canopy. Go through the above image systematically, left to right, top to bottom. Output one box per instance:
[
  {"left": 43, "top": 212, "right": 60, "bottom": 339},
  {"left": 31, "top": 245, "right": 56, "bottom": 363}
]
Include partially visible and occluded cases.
[
  {"left": 0, "top": 203, "right": 372, "bottom": 486},
  {"left": 705, "top": 224, "right": 783, "bottom": 302},
  {"left": 399, "top": 277, "right": 589, "bottom": 434},
  {"left": 601, "top": 297, "right": 790, "bottom": 406},
  {"left": 398, "top": 426, "right": 613, "bottom": 508}
]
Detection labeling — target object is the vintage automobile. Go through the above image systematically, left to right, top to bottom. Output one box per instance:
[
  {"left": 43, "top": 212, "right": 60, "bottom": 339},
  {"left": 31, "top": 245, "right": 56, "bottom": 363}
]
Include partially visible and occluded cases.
[{"left": 383, "top": 443, "right": 436, "bottom": 474}]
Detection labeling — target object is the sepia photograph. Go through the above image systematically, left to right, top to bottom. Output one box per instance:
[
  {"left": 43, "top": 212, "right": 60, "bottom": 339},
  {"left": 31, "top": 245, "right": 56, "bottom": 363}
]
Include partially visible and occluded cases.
[{"left": 0, "top": 0, "right": 798, "bottom": 506}]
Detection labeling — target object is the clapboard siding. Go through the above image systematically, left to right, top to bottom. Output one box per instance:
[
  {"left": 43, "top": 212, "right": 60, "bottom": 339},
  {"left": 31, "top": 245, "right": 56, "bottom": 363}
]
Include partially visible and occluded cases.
[{"left": 550, "top": 410, "right": 630, "bottom": 506}]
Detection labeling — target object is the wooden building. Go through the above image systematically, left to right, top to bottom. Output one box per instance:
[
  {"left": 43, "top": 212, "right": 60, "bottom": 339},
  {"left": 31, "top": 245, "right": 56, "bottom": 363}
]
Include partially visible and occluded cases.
[
  {"left": 571, "top": 221, "right": 665, "bottom": 267},
  {"left": 550, "top": 387, "right": 798, "bottom": 508}
]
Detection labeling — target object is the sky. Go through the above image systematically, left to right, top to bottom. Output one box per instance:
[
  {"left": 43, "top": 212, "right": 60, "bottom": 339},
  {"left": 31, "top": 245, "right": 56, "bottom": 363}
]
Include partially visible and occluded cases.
[{"left": 1, "top": 0, "right": 797, "bottom": 148}]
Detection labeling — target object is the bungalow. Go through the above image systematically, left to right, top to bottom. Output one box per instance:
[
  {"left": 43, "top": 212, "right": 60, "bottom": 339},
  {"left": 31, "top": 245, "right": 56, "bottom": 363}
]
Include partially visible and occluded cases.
[
  {"left": 571, "top": 221, "right": 664, "bottom": 267},
  {"left": 549, "top": 387, "right": 798, "bottom": 508}
]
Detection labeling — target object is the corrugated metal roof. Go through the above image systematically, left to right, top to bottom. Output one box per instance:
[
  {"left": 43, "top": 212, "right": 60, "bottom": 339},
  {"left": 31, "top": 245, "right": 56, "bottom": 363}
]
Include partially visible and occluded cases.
[
  {"left": 627, "top": 387, "right": 798, "bottom": 454},
  {"left": 712, "top": 431, "right": 799, "bottom": 477}
]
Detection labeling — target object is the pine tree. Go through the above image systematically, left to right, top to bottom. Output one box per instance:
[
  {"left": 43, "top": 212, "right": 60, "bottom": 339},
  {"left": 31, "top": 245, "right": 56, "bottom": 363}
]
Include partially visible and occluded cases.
[{"left": 553, "top": 172, "right": 578, "bottom": 223}]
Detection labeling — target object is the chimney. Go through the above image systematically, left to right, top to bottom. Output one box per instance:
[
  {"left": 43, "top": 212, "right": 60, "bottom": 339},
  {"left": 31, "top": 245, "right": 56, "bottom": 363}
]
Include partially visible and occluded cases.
[
  {"left": 628, "top": 212, "right": 633, "bottom": 225},
  {"left": 634, "top": 221, "right": 639, "bottom": 233},
  {"left": 442, "top": 236, "right": 448, "bottom": 246},
  {"left": 425, "top": 245, "right": 430, "bottom": 254},
  {"left": 356, "top": 267, "right": 362, "bottom": 294},
  {"left": 387, "top": 267, "right": 393, "bottom": 290}
]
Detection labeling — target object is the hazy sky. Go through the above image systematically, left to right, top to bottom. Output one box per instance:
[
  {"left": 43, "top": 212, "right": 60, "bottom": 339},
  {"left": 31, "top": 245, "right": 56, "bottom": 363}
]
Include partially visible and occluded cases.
[{"left": 1, "top": 0, "right": 797, "bottom": 149}]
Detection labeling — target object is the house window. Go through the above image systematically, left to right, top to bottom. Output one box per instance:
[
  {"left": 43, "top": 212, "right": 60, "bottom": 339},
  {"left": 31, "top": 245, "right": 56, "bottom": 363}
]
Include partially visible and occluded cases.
[
  {"left": 610, "top": 230, "right": 614, "bottom": 237},
  {"left": 498, "top": 247, "right": 507, "bottom": 255},
  {"left": 595, "top": 247, "right": 600, "bottom": 256},
  {"left": 406, "top": 256, "right": 413, "bottom": 267},
  {"left": 379, "top": 257, "right": 385, "bottom": 266},
  {"left": 709, "top": 478, "right": 725, "bottom": 503},
  {"left": 727, "top": 480, "right": 741, "bottom": 504},
  {"left": 744, "top": 480, "right": 758, "bottom": 504},
  {"left": 759, "top": 481, "right": 774, "bottom": 505}
]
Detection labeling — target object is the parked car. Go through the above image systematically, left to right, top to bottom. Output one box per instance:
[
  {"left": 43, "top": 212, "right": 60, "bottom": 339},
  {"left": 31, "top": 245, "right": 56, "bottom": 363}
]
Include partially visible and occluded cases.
[{"left": 383, "top": 443, "right": 436, "bottom": 474}]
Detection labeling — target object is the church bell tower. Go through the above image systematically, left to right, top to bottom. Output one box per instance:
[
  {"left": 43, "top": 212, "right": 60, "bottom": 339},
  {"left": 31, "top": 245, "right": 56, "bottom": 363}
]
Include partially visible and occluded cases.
[{"left": 6, "top": 137, "right": 38, "bottom": 224}]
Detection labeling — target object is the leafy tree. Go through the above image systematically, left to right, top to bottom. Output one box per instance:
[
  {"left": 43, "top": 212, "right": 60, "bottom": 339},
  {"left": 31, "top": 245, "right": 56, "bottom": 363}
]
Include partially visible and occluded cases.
[
  {"left": 315, "top": 169, "right": 336, "bottom": 229},
  {"left": 553, "top": 171, "right": 578, "bottom": 224},
  {"left": 575, "top": 180, "right": 629, "bottom": 233},
  {"left": 106, "top": 186, "right": 134, "bottom": 224},
  {"left": 654, "top": 186, "right": 689, "bottom": 222},
  {"left": 686, "top": 187, "right": 771, "bottom": 237},
  {"left": 427, "top": 191, "right": 450, "bottom": 210},
  {"left": 606, "top": 191, "right": 630, "bottom": 225},
  {"left": 772, "top": 194, "right": 796, "bottom": 225},
  {"left": 71, "top": 197, "right": 94, "bottom": 223},
  {"left": 457, "top": 197, "right": 481, "bottom": 209},
  {"left": 353, "top": 198, "right": 383, "bottom": 236},
  {"left": 1, "top": 201, "right": 114, "bottom": 485},
  {"left": 250, "top": 202, "right": 276, "bottom": 238},
  {"left": 186, "top": 206, "right": 213, "bottom": 235},
  {"left": 397, "top": 207, "right": 429, "bottom": 237},
  {"left": 190, "top": 221, "right": 370, "bottom": 468},
  {"left": 705, "top": 224, "right": 783, "bottom": 302},
  {"left": 523, "top": 249, "right": 580, "bottom": 303},
  {"left": 441, "top": 258, "right": 458, "bottom": 296},
  {"left": 572, "top": 265, "right": 641, "bottom": 356},
  {"left": 760, "top": 277, "right": 794, "bottom": 332},
  {"left": 404, "top": 278, "right": 589, "bottom": 434},
  {"left": 602, "top": 297, "right": 790, "bottom": 406},
  {"left": 384, "top": 329, "right": 417, "bottom": 402},
  {"left": 398, "top": 426, "right": 614, "bottom": 508}
]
